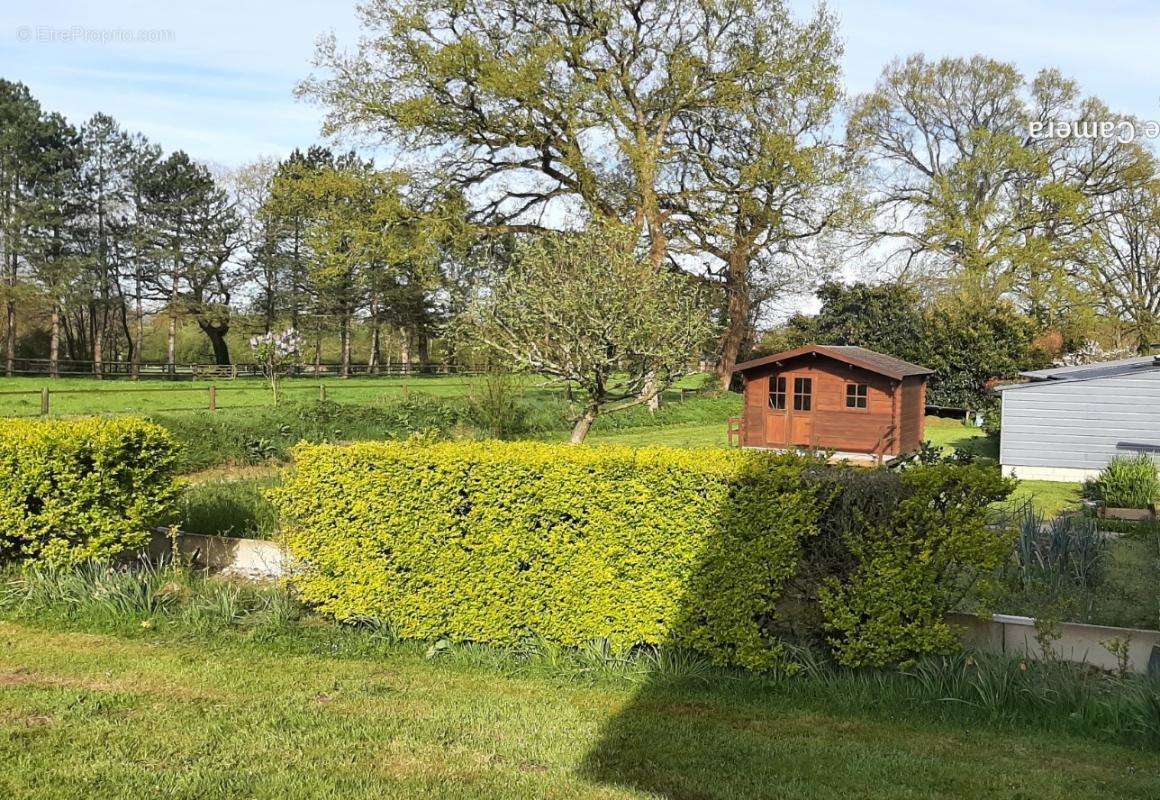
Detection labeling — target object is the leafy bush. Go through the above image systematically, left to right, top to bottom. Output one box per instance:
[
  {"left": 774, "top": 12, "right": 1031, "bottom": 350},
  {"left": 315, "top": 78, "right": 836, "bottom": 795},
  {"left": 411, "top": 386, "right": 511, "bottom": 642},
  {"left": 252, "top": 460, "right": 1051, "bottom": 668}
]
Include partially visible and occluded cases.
[
  {"left": 783, "top": 282, "right": 1046, "bottom": 409},
  {"left": 0, "top": 417, "right": 180, "bottom": 565},
  {"left": 273, "top": 441, "right": 1013, "bottom": 669},
  {"left": 273, "top": 441, "right": 821, "bottom": 671},
  {"left": 1092, "top": 455, "right": 1160, "bottom": 509},
  {"left": 816, "top": 464, "right": 1014, "bottom": 666}
]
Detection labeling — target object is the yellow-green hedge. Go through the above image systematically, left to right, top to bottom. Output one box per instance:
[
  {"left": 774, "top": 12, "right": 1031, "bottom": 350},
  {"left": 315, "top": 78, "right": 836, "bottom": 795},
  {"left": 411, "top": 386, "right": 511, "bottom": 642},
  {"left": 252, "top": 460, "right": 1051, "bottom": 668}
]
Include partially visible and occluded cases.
[
  {"left": 0, "top": 417, "right": 180, "bottom": 566},
  {"left": 273, "top": 441, "right": 822, "bottom": 670}
]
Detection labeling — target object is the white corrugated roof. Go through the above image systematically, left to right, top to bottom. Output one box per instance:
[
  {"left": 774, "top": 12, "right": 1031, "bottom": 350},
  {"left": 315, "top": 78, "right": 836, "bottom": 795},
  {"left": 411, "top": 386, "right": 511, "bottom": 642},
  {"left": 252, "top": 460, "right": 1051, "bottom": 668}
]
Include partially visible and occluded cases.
[{"left": 998, "top": 355, "right": 1160, "bottom": 390}]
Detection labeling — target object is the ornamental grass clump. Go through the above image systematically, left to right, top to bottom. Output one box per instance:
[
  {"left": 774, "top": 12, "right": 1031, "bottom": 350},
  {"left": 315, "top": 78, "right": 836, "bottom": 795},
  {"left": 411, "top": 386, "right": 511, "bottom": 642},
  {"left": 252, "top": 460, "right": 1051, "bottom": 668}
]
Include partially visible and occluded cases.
[{"left": 1093, "top": 455, "right": 1160, "bottom": 509}]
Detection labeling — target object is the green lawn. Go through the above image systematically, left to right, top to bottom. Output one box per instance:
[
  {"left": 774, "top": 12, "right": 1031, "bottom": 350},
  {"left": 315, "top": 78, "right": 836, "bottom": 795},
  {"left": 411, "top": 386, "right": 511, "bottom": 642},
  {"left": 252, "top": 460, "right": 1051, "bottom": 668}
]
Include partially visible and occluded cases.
[
  {"left": 0, "top": 373, "right": 712, "bottom": 418},
  {"left": 0, "top": 374, "right": 524, "bottom": 417},
  {"left": 923, "top": 415, "right": 998, "bottom": 461},
  {"left": 922, "top": 416, "right": 1086, "bottom": 516},
  {"left": 587, "top": 421, "right": 729, "bottom": 449},
  {"left": 1009, "top": 479, "right": 1084, "bottom": 517},
  {"left": 0, "top": 619, "right": 1156, "bottom": 800}
]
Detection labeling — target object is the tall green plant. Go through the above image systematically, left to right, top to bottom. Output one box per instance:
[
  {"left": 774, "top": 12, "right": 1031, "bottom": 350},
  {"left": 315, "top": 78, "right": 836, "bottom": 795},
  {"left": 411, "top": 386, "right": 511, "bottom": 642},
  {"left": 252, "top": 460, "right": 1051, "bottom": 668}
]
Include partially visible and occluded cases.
[
  {"left": 466, "top": 373, "right": 530, "bottom": 439},
  {"left": 0, "top": 417, "right": 179, "bottom": 565},
  {"left": 1093, "top": 455, "right": 1160, "bottom": 509}
]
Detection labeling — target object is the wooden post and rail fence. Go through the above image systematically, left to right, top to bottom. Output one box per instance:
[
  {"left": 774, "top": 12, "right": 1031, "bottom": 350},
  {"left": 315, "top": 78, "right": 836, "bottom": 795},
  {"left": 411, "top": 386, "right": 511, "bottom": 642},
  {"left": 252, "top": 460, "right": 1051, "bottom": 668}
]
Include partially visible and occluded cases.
[
  {"left": 2, "top": 357, "right": 485, "bottom": 381},
  {"left": 3, "top": 374, "right": 704, "bottom": 420},
  {"left": 3, "top": 379, "right": 433, "bottom": 418}
]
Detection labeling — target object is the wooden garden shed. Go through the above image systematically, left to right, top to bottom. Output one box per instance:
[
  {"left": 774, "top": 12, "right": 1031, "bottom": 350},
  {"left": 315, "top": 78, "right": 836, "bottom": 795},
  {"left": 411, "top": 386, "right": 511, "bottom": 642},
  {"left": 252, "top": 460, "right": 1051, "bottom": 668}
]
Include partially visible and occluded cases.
[{"left": 730, "top": 344, "right": 933, "bottom": 460}]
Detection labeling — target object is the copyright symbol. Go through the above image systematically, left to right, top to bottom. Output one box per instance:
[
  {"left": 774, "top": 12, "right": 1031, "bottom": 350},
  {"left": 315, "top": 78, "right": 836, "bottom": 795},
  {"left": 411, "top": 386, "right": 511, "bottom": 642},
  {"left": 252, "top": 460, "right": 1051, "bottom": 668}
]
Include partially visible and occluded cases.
[{"left": 16, "top": 26, "right": 32, "bottom": 42}]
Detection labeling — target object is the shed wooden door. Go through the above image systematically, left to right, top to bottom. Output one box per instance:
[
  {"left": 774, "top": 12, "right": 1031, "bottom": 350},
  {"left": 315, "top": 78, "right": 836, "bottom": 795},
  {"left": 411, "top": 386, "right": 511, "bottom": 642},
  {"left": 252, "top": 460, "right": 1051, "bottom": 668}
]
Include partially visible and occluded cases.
[
  {"left": 764, "top": 374, "right": 787, "bottom": 446},
  {"left": 788, "top": 375, "right": 814, "bottom": 446}
]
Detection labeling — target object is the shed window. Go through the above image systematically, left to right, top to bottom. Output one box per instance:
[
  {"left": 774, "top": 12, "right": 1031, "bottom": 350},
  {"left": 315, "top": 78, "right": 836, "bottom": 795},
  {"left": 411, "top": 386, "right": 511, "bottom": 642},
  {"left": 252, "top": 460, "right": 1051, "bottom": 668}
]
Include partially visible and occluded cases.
[
  {"left": 768, "top": 376, "right": 787, "bottom": 410},
  {"left": 793, "top": 377, "right": 812, "bottom": 411},
  {"left": 845, "top": 383, "right": 868, "bottom": 409}
]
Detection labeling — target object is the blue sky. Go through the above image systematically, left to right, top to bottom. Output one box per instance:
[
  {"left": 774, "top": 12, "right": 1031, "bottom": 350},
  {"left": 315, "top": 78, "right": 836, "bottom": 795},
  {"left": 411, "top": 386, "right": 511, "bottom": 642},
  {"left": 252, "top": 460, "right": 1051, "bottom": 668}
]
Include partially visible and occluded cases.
[{"left": 1, "top": 1, "right": 1157, "bottom": 167}]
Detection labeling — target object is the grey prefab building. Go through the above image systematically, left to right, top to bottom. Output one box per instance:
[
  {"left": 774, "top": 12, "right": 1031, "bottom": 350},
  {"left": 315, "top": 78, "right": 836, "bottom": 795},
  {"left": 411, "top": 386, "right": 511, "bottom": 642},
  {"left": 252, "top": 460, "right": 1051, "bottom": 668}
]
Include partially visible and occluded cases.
[{"left": 997, "top": 355, "right": 1160, "bottom": 482}]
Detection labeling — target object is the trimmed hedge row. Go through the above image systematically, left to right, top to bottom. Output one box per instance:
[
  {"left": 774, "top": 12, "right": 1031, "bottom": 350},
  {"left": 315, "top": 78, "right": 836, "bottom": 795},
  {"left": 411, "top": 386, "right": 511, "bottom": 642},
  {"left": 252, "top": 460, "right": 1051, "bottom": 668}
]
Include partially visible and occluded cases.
[
  {"left": 0, "top": 418, "right": 180, "bottom": 566},
  {"left": 274, "top": 441, "right": 1014, "bottom": 669},
  {"left": 273, "top": 442, "right": 819, "bottom": 669}
]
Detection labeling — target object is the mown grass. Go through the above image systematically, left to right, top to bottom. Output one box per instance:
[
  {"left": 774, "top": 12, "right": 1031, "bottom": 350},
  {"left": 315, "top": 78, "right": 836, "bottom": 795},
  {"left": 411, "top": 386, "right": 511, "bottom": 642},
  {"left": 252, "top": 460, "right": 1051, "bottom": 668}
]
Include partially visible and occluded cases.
[
  {"left": 0, "top": 373, "right": 711, "bottom": 417},
  {"left": 923, "top": 416, "right": 998, "bottom": 461},
  {"left": 1009, "top": 479, "right": 1084, "bottom": 517},
  {"left": 0, "top": 563, "right": 1157, "bottom": 800}
]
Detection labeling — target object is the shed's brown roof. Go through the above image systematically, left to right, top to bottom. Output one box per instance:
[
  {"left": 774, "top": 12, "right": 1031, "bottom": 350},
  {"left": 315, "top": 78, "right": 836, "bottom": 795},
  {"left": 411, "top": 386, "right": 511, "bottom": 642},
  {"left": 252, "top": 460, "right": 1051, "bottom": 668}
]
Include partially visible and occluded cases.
[{"left": 733, "top": 344, "right": 933, "bottom": 380}]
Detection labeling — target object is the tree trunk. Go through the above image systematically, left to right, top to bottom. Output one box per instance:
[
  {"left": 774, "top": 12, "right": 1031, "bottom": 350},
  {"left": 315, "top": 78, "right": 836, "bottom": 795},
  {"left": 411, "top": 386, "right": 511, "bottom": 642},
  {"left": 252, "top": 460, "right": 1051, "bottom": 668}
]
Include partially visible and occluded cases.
[
  {"left": 639, "top": 169, "right": 668, "bottom": 412},
  {"left": 4, "top": 252, "right": 15, "bottom": 377},
  {"left": 716, "top": 254, "right": 752, "bottom": 391},
  {"left": 131, "top": 280, "right": 143, "bottom": 380},
  {"left": 49, "top": 302, "right": 60, "bottom": 379},
  {"left": 92, "top": 310, "right": 104, "bottom": 379},
  {"left": 166, "top": 311, "right": 177, "bottom": 377},
  {"left": 339, "top": 315, "right": 351, "bottom": 378},
  {"left": 198, "top": 319, "right": 231, "bottom": 365},
  {"left": 368, "top": 321, "right": 381, "bottom": 372},
  {"left": 399, "top": 329, "right": 412, "bottom": 374},
  {"left": 416, "top": 331, "right": 430, "bottom": 370},
  {"left": 643, "top": 373, "right": 662, "bottom": 412},
  {"left": 570, "top": 404, "right": 599, "bottom": 444}
]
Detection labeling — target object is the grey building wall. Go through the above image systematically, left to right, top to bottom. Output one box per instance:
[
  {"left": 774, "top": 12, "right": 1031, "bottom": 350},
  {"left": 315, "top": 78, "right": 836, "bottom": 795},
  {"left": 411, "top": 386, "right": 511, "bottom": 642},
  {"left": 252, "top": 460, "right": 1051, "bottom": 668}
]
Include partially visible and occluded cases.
[{"left": 1000, "top": 369, "right": 1160, "bottom": 472}]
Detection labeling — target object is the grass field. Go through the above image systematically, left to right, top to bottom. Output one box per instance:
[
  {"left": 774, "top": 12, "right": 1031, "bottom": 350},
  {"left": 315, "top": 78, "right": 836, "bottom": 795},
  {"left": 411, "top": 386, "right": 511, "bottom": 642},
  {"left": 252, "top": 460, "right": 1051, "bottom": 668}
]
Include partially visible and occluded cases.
[
  {"left": 0, "top": 373, "right": 717, "bottom": 417},
  {"left": 0, "top": 375, "right": 530, "bottom": 416},
  {"left": 1, "top": 617, "right": 1157, "bottom": 800}
]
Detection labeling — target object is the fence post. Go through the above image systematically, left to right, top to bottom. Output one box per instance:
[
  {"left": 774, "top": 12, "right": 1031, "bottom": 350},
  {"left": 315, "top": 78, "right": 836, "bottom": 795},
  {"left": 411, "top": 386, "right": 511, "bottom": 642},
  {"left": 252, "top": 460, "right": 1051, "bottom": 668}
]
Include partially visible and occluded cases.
[
  {"left": 403, "top": 383, "right": 410, "bottom": 399},
  {"left": 319, "top": 384, "right": 327, "bottom": 402},
  {"left": 209, "top": 385, "right": 217, "bottom": 412},
  {"left": 40, "top": 387, "right": 50, "bottom": 416}
]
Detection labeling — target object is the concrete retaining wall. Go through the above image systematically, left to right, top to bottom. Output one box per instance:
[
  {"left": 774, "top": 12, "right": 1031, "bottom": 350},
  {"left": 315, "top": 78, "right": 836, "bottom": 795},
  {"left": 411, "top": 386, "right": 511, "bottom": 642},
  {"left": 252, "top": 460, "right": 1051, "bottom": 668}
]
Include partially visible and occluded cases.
[
  {"left": 146, "top": 528, "right": 286, "bottom": 580},
  {"left": 949, "top": 612, "right": 1160, "bottom": 675}
]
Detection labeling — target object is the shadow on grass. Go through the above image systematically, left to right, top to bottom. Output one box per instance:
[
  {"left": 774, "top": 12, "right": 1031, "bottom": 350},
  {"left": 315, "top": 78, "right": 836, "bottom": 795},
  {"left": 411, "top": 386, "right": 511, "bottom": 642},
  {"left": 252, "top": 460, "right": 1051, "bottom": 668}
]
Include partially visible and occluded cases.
[{"left": 575, "top": 459, "right": 852, "bottom": 800}]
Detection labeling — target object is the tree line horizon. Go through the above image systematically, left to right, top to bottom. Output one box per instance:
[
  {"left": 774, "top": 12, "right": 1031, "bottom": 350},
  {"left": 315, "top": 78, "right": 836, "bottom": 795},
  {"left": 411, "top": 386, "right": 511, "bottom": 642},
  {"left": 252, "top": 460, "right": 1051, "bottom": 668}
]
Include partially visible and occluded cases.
[{"left": 1, "top": 0, "right": 1157, "bottom": 394}]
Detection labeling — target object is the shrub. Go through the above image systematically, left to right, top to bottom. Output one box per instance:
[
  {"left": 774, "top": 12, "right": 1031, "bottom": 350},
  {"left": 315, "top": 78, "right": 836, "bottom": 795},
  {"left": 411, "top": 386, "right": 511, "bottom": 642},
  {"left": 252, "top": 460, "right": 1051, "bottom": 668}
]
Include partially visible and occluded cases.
[
  {"left": 0, "top": 417, "right": 180, "bottom": 566},
  {"left": 273, "top": 441, "right": 1013, "bottom": 670},
  {"left": 1092, "top": 455, "right": 1160, "bottom": 509},
  {"left": 816, "top": 464, "right": 1014, "bottom": 666}
]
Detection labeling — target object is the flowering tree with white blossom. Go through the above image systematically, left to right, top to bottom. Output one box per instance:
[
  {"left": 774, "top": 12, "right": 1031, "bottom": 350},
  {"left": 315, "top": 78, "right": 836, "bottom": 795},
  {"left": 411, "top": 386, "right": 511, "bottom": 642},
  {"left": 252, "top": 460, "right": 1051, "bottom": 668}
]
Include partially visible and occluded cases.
[{"left": 249, "top": 329, "right": 303, "bottom": 405}]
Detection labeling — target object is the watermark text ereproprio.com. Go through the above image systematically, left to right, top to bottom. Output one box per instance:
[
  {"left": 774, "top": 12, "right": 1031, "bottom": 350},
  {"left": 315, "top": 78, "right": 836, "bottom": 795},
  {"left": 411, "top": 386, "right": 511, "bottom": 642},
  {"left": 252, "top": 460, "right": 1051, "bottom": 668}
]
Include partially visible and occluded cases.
[{"left": 15, "top": 26, "right": 175, "bottom": 44}]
